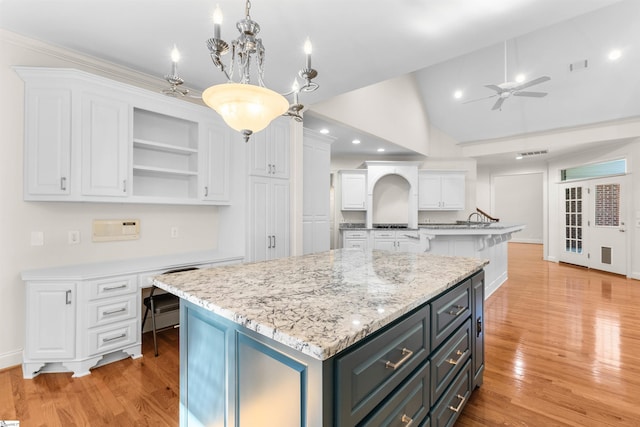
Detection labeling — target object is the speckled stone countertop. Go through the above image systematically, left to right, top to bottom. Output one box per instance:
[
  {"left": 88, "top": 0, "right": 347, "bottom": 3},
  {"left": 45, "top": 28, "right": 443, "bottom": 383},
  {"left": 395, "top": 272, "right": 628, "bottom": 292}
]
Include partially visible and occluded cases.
[{"left": 152, "top": 249, "right": 488, "bottom": 361}]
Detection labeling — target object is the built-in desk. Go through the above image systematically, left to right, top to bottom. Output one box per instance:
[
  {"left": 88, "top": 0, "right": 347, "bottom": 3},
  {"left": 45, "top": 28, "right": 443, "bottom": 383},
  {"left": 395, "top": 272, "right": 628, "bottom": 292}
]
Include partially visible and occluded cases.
[{"left": 21, "top": 250, "right": 243, "bottom": 378}]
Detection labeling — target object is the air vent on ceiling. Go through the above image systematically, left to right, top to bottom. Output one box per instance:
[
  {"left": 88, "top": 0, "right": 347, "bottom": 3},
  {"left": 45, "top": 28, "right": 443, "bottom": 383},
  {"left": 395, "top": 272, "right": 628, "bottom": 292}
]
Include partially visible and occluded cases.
[
  {"left": 569, "top": 60, "right": 589, "bottom": 72},
  {"left": 518, "top": 150, "right": 548, "bottom": 158}
]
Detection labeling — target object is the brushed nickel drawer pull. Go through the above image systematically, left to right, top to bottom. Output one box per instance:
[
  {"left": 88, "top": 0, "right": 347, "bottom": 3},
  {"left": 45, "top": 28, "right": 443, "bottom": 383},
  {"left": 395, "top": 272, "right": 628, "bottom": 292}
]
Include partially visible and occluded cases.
[
  {"left": 103, "top": 284, "right": 127, "bottom": 291},
  {"left": 448, "top": 305, "right": 466, "bottom": 316},
  {"left": 103, "top": 307, "right": 126, "bottom": 316},
  {"left": 103, "top": 333, "right": 126, "bottom": 343},
  {"left": 385, "top": 347, "right": 413, "bottom": 370},
  {"left": 446, "top": 349, "right": 466, "bottom": 365},
  {"left": 448, "top": 394, "right": 466, "bottom": 413},
  {"left": 401, "top": 414, "right": 414, "bottom": 426}
]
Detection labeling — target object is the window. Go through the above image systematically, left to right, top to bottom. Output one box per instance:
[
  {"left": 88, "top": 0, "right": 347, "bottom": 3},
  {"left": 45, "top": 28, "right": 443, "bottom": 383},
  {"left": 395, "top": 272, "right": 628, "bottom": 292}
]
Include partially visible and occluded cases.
[
  {"left": 561, "top": 159, "right": 626, "bottom": 181},
  {"left": 564, "top": 186, "right": 583, "bottom": 254}
]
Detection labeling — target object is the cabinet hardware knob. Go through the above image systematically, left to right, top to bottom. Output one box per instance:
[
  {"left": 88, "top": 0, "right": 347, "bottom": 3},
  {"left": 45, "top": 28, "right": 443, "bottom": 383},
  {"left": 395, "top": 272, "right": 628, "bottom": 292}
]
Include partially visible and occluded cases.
[
  {"left": 60, "top": 177, "right": 67, "bottom": 191},
  {"left": 65, "top": 290, "right": 72, "bottom": 305},
  {"left": 448, "top": 305, "right": 466, "bottom": 316},
  {"left": 103, "top": 307, "right": 127, "bottom": 316},
  {"left": 102, "top": 333, "right": 126, "bottom": 343},
  {"left": 384, "top": 347, "right": 413, "bottom": 370},
  {"left": 446, "top": 349, "right": 467, "bottom": 366},
  {"left": 448, "top": 394, "right": 466, "bottom": 413},
  {"left": 401, "top": 414, "right": 414, "bottom": 426}
]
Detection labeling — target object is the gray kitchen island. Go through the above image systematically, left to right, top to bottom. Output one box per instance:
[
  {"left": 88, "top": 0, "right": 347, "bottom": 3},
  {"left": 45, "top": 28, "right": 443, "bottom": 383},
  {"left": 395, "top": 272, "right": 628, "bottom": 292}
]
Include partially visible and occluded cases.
[{"left": 153, "top": 249, "right": 488, "bottom": 427}]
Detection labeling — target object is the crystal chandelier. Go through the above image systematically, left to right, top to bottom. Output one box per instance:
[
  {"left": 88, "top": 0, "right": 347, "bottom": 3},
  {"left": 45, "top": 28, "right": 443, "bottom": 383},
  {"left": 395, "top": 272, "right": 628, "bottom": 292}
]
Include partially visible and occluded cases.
[{"left": 200, "top": 0, "right": 319, "bottom": 142}]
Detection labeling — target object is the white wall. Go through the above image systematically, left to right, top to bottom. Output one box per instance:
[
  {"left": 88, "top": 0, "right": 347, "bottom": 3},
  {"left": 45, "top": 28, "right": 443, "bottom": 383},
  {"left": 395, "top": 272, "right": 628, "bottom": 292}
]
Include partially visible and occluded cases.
[
  {"left": 0, "top": 31, "right": 229, "bottom": 369},
  {"left": 310, "top": 74, "right": 431, "bottom": 156},
  {"left": 493, "top": 173, "right": 544, "bottom": 243}
]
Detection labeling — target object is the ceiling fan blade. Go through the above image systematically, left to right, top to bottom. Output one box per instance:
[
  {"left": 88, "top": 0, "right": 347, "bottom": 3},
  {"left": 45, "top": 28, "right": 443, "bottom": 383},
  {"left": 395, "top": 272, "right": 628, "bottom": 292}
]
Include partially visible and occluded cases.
[
  {"left": 513, "top": 76, "right": 550, "bottom": 91},
  {"left": 484, "top": 84, "right": 504, "bottom": 93},
  {"left": 513, "top": 91, "right": 548, "bottom": 98},
  {"left": 462, "top": 94, "right": 497, "bottom": 104},
  {"left": 492, "top": 97, "right": 506, "bottom": 111}
]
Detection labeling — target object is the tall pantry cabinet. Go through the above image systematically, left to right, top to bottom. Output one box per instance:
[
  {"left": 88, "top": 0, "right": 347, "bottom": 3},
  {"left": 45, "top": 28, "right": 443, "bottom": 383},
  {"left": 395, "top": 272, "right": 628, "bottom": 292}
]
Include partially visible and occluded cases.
[{"left": 247, "top": 118, "right": 290, "bottom": 262}]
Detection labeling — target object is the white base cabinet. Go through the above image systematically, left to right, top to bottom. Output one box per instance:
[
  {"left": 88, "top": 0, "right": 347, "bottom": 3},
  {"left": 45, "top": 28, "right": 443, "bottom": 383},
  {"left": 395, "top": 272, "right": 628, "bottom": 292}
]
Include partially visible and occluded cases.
[
  {"left": 249, "top": 177, "right": 290, "bottom": 262},
  {"left": 21, "top": 251, "right": 243, "bottom": 379}
]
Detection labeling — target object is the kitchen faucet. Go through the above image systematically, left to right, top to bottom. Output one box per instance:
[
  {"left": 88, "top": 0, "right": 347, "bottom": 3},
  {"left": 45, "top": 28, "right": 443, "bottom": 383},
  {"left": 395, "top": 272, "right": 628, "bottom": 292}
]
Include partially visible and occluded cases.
[{"left": 467, "top": 212, "right": 483, "bottom": 223}]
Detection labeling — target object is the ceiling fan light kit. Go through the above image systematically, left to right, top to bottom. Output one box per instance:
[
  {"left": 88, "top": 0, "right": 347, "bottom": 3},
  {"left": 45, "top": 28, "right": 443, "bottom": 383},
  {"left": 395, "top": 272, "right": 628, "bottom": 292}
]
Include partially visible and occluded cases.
[
  {"left": 163, "top": 0, "right": 319, "bottom": 141},
  {"left": 463, "top": 40, "right": 550, "bottom": 111}
]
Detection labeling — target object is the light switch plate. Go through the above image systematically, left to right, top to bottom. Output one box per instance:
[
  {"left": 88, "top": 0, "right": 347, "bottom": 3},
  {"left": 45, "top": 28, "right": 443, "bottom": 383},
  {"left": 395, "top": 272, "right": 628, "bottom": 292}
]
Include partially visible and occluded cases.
[{"left": 92, "top": 219, "right": 140, "bottom": 242}]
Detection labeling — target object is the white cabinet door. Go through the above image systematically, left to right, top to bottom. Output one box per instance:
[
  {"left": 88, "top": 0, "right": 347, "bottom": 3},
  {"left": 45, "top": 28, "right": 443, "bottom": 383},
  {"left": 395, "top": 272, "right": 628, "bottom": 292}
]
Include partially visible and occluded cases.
[
  {"left": 23, "top": 87, "right": 72, "bottom": 197},
  {"left": 81, "top": 92, "right": 129, "bottom": 197},
  {"left": 249, "top": 118, "right": 290, "bottom": 179},
  {"left": 200, "top": 120, "right": 231, "bottom": 203},
  {"left": 302, "top": 133, "right": 331, "bottom": 254},
  {"left": 418, "top": 171, "right": 465, "bottom": 211},
  {"left": 341, "top": 172, "right": 367, "bottom": 210},
  {"left": 418, "top": 173, "right": 442, "bottom": 210},
  {"left": 441, "top": 174, "right": 465, "bottom": 210},
  {"left": 249, "top": 177, "right": 290, "bottom": 262},
  {"left": 271, "top": 179, "right": 290, "bottom": 259},
  {"left": 344, "top": 239, "right": 368, "bottom": 251},
  {"left": 373, "top": 239, "right": 396, "bottom": 251},
  {"left": 25, "top": 283, "right": 76, "bottom": 360}
]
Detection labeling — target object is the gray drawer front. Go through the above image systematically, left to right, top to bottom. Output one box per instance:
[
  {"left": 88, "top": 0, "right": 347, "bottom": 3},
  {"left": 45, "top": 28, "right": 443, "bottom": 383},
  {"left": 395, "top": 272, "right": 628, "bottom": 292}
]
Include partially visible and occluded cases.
[
  {"left": 431, "top": 280, "right": 471, "bottom": 349},
  {"left": 336, "top": 306, "right": 430, "bottom": 426},
  {"left": 430, "top": 319, "right": 471, "bottom": 406},
  {"left": 360, "top": 360, "right": 430, "bottom": 427},
  {"left": 431, "top": 360, "right": 472, "bottom": 427},
  {"left": 420, "top": 416, "right": 431, "bottom": 427}
]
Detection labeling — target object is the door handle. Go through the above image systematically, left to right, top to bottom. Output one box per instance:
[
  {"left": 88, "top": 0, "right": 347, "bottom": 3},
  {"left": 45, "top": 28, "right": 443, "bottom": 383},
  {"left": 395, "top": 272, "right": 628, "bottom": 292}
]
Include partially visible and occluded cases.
[
  {"left": 268, "top": 235, "right": 272, "bottom": 249},
  {"left": 273, "top": 235, "right": 276, "bottom": 248}
]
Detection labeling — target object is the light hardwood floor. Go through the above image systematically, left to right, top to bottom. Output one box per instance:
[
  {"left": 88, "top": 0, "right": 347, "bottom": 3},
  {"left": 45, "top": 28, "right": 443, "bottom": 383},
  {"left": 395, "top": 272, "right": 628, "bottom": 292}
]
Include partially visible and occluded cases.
[{"left": 2, "top": 243, "right": 640, "bottom": 426}]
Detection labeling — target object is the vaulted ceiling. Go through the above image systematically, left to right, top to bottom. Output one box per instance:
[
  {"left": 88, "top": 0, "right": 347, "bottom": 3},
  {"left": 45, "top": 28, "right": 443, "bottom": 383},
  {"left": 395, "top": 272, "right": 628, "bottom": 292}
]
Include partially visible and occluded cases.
[{"left": 2, "top": 0, "right": 636, "bottom": 159}]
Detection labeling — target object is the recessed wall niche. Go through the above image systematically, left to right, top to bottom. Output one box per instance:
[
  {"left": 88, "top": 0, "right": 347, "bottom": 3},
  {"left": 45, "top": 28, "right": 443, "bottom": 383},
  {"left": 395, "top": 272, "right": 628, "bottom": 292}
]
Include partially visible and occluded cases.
[{"left": 372, "top": 174, "right": 410, "bottom": 224}]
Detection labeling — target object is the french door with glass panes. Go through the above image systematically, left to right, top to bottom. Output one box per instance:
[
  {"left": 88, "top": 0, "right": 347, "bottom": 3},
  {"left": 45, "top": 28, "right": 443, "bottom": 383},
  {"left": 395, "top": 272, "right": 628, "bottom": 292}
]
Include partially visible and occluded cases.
[{"left": 558, "top": 176, "right": 627, "bottom": 275}]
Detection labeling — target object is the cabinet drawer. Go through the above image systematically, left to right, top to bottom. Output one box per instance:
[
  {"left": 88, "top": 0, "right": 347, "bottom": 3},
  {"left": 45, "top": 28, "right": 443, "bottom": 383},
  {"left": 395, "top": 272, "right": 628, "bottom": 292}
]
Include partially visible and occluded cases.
[
  {"left": 344, "top": 230, "right": 368, "bottom": 239},
  {"left": 373, "top": 230, "right": 395, "bottom": 239},
  {"left": 87, "top": 275, "right": 137, "bottom": 300},
  {"left": 431, "top": 280, "right": 471, "bottom": 349},
  {"left": 87, "top": 294, "right": 137, "bottom": 328},
  {"left": 336, "top": 306, "right": 430, "bottom": 426},
  {"left": 87, "top": 318, "right": 137, "bottom": 356},
  {"left": 430, "top": 319, "right": 471, "bottom": 405},
  {"left": 360, "top": 360, "right": 430, "bottom": 427},
  {"left": 431, "top": 360, "right": 472, "bottom": 427}
]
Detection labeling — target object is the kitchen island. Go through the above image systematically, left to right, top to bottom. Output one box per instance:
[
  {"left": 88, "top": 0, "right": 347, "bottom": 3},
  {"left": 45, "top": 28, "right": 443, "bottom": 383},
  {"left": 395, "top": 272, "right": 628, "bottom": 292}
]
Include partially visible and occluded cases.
[{"left": 153, "top": 249, "right": 488, "bottom": 427}]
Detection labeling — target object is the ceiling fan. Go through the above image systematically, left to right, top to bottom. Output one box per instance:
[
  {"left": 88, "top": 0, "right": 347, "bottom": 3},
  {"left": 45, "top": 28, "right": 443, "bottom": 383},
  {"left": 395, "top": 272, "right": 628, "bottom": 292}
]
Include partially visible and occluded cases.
[{"left": 464, "top": 41, "right": 551, "bottom": 111}]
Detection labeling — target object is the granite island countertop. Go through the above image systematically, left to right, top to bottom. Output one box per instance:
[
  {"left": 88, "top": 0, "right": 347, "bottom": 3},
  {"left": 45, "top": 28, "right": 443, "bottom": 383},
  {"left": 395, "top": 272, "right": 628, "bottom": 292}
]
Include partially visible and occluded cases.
[{"left": 152, "top": 249, "right": 488, "bottom": 361}]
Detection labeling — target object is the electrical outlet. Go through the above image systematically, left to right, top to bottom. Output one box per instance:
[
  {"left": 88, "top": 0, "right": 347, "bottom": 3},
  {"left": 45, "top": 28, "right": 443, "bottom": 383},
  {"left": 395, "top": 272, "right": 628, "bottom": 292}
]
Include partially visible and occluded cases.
[
  {"left": 171, "top": 227, "right": 179, "bottom": 238},
  {"left": 68, "top": 230, "right": 80, "bottom": 245},
  {"left": 31, "top": 231, "right": 44, "bottom": 246}
]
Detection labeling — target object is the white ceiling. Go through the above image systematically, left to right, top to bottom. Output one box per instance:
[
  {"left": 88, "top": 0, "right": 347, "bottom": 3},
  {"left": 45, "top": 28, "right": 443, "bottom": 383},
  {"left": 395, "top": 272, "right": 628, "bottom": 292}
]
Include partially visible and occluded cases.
[{"left": 1, "top": 0, "right": 635, "bottom": 159}]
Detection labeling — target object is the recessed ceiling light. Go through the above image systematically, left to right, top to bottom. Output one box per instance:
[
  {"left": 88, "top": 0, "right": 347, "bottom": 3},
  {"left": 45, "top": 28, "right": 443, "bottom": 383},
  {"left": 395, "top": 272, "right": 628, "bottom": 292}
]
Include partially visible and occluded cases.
[
  {"left": 608, "top": 49, "right": 622, "bottom": 61},
  {"left": 515, "top": 74, "right": 526, "bottom": 83},
  {"left": 453, "top": 90, "right": 463, "bottom": 99},
  {"left": 319, "top": 128, "right": 329, "bottom": 134},
  {"left": 352, "top": 139, "right": 361, "bottom": 145},
  {"left": 377, "top": 148, "right": 385, "bottom": 152}
]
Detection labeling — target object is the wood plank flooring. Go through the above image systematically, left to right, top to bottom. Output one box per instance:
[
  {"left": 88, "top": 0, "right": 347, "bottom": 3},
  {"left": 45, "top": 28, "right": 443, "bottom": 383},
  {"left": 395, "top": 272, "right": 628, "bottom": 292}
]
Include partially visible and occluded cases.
[{"left": 1, "top": 243, "right": 639, "bottom": 426}]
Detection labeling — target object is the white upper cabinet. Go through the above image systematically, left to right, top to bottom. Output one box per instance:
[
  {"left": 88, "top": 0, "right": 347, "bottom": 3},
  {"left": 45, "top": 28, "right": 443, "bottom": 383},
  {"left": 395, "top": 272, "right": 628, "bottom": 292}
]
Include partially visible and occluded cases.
[
  {"left": 16, "top": 67, "right": 232, "bottom": 205},
  {"left": 22, "top": 87, "right": 72, "bottom": 198},
  {"left": 81, "top": 91, "right": 130, "bottom": 197},
  {"left": 249, "top": 117, "right": 290, "bottom": 179},
  {"left": 200, "top": 120, "right": 231, "bottom": 203},
  {"left": 340, "top": 170, "right": 367, "bottom": 210},
  {"left": 418, "top": 171, "right": 465, "bottom": 211}
]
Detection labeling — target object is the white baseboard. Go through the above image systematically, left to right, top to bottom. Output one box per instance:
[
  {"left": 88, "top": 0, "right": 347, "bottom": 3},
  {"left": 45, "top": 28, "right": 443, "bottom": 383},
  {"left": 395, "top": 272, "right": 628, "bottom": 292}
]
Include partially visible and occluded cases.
[
  {"left": 510, "top": 238, "right": 543, "bottom": 244},
  {"left": 485, "top": 271, "right": 508, "bottom": 299},
  {"left": 630, "top": 272, "right": 640, "bottom": 281},
  {"left": 0, "top": 349, "right": 23, "bottom": 371}
]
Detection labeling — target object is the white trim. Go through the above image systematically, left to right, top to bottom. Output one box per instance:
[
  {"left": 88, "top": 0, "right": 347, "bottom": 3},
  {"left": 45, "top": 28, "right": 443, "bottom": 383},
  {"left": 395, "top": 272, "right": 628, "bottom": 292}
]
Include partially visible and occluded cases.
[{"left": 0, "top": 349, "right": 23, "bottom": 371}]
